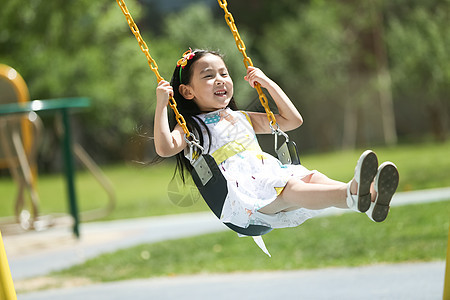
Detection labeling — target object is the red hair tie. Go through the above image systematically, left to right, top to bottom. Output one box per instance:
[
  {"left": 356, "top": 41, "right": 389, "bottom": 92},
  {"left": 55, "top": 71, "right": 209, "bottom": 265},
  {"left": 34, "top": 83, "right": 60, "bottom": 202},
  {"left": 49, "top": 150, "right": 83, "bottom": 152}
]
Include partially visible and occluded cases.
[{"left": 177, "top": 48, "right": 195, "bottom": 83}]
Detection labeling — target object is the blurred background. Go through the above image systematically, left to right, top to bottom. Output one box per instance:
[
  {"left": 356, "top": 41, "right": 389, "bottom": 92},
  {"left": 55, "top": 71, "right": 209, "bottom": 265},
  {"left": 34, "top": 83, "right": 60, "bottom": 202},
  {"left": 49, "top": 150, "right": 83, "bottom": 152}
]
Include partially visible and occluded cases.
[
  {"left": 1, "top": 0, "right": 448, "bottom": 171},
  {"left": 1, "top": 0, "right": 449, "bottom": 230},
  {"left": 0, "top": 1, "right": 449, "bottom": 295}
]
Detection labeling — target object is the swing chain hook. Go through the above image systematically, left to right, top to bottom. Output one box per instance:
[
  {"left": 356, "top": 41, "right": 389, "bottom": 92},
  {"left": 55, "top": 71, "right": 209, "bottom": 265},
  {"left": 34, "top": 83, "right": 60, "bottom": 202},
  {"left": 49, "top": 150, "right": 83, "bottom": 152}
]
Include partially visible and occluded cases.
[
  {"left": 270, "top": 122, "right": 290, "bottom": 152},
  {"left": 184, "top": 133, "right": 204, "bottom": 164}
]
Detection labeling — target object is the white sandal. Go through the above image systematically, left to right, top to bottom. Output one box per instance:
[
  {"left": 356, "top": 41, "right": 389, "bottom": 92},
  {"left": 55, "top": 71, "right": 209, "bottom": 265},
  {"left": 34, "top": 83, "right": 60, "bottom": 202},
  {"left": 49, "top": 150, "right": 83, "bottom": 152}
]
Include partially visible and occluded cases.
[
  {"left": 347, "top": 150, "right": 378, "bottom": 212},
  {"left": 366, "top": 162, "right": 399, "bottom": 222}
]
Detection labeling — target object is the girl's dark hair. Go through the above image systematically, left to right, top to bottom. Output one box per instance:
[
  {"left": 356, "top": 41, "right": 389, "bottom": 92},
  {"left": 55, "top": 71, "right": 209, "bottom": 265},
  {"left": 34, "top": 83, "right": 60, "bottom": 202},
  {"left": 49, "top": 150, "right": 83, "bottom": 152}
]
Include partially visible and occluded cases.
[{"left": 168, "top": 49, "right": 238, "bottom": 182}]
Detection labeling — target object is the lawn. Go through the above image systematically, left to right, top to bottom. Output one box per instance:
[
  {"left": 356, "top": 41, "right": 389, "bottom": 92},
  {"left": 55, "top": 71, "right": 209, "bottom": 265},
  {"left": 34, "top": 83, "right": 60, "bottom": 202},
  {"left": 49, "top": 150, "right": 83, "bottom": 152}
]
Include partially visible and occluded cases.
[
  {"left": 1, "top": 141, "right": 449, "bottom": 221},
  {"left": 4, "top": 141, "right": 450, "bottom": 290},
  {"left": 0, "top": 160, "right": 208, "bottom": 221}
]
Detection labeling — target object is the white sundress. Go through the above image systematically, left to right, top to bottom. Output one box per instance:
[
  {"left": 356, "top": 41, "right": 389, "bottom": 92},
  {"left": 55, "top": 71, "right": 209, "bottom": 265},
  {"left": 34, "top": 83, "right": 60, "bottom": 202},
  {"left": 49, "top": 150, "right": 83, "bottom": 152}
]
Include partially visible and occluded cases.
[{"left": 191, "top": 108, "right": 323, "bottom": 231}]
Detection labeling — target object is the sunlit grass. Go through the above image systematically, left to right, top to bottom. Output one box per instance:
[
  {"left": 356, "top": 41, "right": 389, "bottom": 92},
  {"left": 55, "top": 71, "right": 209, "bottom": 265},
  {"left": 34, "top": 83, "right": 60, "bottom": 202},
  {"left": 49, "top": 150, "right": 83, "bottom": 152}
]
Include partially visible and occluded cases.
[
  {"left": 1, "top": 141, "right": 449, "bottom": 221},
  {"left": 0, "top": 161, "right": 208, "bottom": 221}
]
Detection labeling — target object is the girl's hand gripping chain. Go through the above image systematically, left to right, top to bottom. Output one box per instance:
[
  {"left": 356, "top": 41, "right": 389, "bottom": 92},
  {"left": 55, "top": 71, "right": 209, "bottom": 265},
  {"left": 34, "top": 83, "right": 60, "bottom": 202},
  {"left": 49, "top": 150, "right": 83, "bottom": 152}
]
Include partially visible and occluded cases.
[
  {"left": 243, "top": 66, "right": 303, "bottom": 134},
  {"left": 244, "top": 66, "right": 273, "bottom": 89},
  {"left": 154, "top": 80, "right": 186, "bottom": 158},
  {"left": 156, "top": 80, "right": 174, "bottom": 108}
]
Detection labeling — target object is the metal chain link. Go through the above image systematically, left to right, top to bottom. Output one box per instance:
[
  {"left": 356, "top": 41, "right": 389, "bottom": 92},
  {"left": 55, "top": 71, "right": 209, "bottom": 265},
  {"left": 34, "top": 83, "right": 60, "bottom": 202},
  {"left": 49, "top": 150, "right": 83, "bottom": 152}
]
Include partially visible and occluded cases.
[
  {"left": 116, "top": 0, "right": 191, "bottom": 138},
  {"left": 217, "top": 0, "right": 277, "bottom": 127}
]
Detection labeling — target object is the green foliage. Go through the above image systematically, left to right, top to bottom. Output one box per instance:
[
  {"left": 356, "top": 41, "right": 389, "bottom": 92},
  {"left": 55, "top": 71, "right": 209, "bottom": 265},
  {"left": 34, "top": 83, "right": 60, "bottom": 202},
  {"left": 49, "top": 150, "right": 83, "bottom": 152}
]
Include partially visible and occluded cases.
[
  {"left": 1, "top": 0, "right": 449, "bottom": 161},
  {"left": 1, "top": 0, "right": 153, "bottom": 160},
  {"left": 259, "top": 1, "right": 383, "bottom": 149},
  {"left": 262, "top": 1, "right": 351, "bottom": 93},
  {"left": 385, "top": 1, "right": 449, "bottom": 141},
  {"left": 162, "top": 4, "right": 255, "bottom": 107},
  {"left": 387, "top": 4, "right": 449, "bottom": 99}
]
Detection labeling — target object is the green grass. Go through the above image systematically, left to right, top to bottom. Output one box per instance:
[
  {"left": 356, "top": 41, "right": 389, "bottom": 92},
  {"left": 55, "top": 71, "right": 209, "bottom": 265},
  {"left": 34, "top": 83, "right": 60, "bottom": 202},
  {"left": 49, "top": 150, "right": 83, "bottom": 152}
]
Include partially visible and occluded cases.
[
  {"left": 1, "top": 141, "right": 449, "bottom": 221},
  {"left": 5, "top": 141, "right": 450, "bottom": 288},
  {"left": 301, "top": 141, "right": 450, "bottom": 191},
  {"left": 0, "top": 161, "right": 209, "bottom": 221},
  {"left": 53, "top": 201, "right": 450, "bottom": 282}
]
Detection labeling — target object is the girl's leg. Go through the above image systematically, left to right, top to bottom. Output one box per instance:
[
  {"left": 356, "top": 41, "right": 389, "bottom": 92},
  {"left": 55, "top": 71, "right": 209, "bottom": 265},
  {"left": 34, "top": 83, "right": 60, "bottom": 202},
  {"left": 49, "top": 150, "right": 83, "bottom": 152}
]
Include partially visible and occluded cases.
[
  {"left": 259, "top": 150, "right": 380, "bottom": 215},
  {"left": 303, "top": 170, "right": 346, "bottom": 186},
  {"left": 305, "top": 170, "right": 373, "bottom": 200},
  {"left": 258, "top": 178, "right": 348, "bottom": 214}
]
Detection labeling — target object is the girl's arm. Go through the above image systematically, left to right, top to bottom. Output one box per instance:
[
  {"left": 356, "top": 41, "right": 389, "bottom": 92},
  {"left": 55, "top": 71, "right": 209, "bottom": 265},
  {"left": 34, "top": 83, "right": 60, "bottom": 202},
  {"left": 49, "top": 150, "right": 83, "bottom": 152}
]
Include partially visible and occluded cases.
[
  {"left": 244, "top": 67, "right": 303, "bottom": 134},
  {"left": 153, "top": 80, "right": 187, "bottom": 157}
]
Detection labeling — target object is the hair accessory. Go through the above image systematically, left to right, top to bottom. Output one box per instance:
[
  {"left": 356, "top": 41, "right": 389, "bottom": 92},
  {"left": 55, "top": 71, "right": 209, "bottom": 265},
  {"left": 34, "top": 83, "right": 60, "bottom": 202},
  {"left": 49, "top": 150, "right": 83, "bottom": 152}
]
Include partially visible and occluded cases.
[{"left": 177, "top": 48, "right": 195, "bottom": 83}]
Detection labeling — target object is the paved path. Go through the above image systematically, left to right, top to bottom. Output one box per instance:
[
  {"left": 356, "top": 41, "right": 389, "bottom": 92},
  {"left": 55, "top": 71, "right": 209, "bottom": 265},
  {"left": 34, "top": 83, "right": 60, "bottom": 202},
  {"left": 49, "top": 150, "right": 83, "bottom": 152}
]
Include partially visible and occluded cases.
[
  {"left": 2, "top": 187, "right": 449, "bottom": 299},
  {"left": 5, "top": 213, "right": 227, "bottom": 280},
  {"left": 19, "top": 261, "right": 446, "bottom": 300}
]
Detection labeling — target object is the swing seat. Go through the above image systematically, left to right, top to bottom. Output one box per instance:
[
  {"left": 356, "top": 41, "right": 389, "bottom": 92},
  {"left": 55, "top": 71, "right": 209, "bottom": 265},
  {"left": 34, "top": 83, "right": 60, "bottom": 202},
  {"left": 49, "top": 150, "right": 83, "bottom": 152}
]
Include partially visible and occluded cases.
[{"left": 191, "top": 154, "right": 273, "bottom": 236}]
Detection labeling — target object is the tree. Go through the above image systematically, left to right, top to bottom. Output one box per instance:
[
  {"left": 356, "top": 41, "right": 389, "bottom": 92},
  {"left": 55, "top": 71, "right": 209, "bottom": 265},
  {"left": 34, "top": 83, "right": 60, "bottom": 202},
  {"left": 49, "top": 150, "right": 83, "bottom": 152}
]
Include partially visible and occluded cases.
[
  {"left": 1, "top": 0, "right": 162, "bottom": 165},
  {"left": 2, "top": 0, "right": 447, "bottom": 164},
  {"left": 259, "top": 1, "right": 359, "bottom": 151},
  {"left": 387, "top": 4, "right": 449, "bottom": 142}
]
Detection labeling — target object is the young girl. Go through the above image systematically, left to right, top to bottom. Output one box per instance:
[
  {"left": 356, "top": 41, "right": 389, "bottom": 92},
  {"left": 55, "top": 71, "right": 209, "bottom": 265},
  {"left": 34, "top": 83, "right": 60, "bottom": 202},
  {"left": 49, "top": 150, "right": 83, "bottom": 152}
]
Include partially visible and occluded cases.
[{"left": 154, "top": 49, "right": 399, "bottom": 253}]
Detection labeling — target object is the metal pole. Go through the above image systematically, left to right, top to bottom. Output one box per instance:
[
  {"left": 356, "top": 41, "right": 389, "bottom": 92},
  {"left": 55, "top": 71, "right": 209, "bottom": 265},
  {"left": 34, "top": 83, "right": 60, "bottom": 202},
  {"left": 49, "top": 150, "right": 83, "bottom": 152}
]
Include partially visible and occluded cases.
[
  {"left": 60, "top": 108, "right": 80, "bottom": 237},
  {"left": 444, "top": 225, "right": 450, "bottom": 300},
  {"left": 0, "top": 231, "right": 17, "bottom": 300}
]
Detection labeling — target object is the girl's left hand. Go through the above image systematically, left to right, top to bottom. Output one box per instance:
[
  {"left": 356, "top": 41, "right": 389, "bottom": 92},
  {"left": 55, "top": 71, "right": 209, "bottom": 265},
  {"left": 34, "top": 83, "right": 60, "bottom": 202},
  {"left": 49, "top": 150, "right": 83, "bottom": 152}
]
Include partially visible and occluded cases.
[{"left": 244, "top": 66, "right": 273, "bottom": 89}]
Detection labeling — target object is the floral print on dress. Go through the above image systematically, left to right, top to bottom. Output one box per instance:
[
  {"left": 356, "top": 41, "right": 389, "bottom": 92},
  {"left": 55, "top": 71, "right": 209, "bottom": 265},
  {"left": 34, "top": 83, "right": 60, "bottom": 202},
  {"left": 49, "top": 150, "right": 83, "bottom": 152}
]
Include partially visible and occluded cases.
[{"left": 192, "top": 108, "right": 322, "bottom": 230}]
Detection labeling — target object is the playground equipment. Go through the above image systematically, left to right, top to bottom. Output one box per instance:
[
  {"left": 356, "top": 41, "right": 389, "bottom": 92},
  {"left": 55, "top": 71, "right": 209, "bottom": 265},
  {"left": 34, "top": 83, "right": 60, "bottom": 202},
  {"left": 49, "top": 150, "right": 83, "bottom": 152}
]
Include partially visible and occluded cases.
[
  {"left": 0, "top": 64, "right": 42, "bottom": 230},
  {"left": 0, "top": 65, "right": 116, "bottom": 236}
]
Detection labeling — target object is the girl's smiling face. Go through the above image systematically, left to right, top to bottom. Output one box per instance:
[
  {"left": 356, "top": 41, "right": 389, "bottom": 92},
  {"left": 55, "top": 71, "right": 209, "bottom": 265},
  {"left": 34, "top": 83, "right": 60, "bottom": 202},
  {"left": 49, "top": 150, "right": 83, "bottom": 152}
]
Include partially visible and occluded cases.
[{"left": 181, "top": 53, "right": 234, "bottom": 112}]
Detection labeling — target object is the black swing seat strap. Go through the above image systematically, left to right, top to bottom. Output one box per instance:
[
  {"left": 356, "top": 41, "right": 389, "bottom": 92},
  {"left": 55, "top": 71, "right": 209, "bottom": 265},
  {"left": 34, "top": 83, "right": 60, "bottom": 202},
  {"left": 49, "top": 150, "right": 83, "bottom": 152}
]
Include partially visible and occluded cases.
[
  {"left": 191, "top": 154, "right": 273, "bottom": 236},
  {"left": 223, "top": 222, "right": 273, "bottom": 237}
]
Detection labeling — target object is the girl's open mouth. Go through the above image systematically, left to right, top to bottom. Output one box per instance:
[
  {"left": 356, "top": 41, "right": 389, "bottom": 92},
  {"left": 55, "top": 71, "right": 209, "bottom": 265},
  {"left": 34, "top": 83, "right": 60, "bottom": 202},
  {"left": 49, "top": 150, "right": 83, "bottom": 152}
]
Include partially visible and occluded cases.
[{"left": 214, "top": 90, "right": 227, "bottom": 96}]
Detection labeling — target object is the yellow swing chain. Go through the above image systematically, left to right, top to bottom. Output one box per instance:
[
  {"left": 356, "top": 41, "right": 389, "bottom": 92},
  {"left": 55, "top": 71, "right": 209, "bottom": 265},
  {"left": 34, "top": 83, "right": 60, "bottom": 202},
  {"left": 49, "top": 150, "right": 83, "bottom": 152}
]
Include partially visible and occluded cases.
[
  {"left": 116, "top": 0, "right": 191, "bottom": 138},
  {"left": 217, "top": 0, "right": 278, "bottom": 128}
]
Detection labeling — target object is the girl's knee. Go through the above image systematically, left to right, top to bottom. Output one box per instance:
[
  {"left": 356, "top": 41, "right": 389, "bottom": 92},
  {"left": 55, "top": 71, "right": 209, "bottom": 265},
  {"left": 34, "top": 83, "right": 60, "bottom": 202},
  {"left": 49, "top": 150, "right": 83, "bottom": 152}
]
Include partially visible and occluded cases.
[
  {"left": 302, "top": 170, "right": 324, "bottom": 183},
  {"left": 309, "top": 170, "right": 336, "bottom": 184},
  {"left": 311, "top": 170, "right": 325, "bottom": 179},
  {"left": 259, "top": 178, "right": 305, "bottom": 214},
  {"left": 281, "top": 178, "right": 308, "bottom": 203}
]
